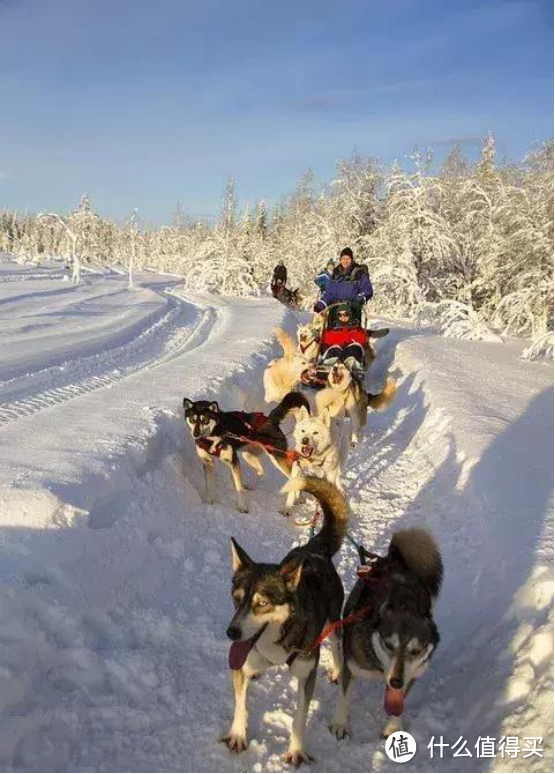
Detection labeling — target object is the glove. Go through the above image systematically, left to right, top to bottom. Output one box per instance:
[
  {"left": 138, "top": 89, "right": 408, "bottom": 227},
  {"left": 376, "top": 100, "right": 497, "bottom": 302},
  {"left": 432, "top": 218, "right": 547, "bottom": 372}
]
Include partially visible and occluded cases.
[
  {"left": 355, "top": 294, "right": 367, "bottom": 306},
  {"left": 313, "top": 301, "right": 326, "bottom": 313}
]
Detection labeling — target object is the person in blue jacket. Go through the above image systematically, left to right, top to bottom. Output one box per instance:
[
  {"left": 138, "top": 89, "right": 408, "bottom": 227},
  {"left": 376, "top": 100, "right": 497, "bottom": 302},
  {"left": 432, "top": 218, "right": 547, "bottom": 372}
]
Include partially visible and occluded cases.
[
  {"left": 313, "top": 247, "right": 373, "bottom": 314},
  {"left": 314, "top": 259, "right": 336, "bottom": 294}
]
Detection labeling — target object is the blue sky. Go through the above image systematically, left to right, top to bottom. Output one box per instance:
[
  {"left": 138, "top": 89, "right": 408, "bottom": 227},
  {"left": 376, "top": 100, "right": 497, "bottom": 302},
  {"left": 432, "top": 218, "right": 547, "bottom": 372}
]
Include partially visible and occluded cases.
[{"left": 0, "top": 0, "right": 552, "bottom": 223}]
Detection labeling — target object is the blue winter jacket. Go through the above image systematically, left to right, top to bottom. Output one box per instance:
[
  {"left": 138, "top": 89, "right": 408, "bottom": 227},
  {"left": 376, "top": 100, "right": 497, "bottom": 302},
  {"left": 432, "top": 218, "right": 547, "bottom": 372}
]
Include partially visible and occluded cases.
[{"left": 315, "top": 263, "right": 373, "bottom": 311}]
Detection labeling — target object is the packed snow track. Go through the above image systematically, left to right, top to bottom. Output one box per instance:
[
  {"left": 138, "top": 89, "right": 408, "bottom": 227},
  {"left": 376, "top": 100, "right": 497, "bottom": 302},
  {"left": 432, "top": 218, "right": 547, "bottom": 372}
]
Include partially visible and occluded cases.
[
  {"left": 0, "top": 258, "right": 552, "bottom": 773},
  {"left": 0, "top": 262, "right": 215, "bottom": 425}
]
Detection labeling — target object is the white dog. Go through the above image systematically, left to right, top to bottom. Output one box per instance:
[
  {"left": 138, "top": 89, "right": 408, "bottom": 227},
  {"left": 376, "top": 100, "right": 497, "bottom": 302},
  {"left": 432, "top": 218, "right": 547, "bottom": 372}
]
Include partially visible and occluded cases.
[
  {"left": 296, "top": 320, "right": 323, "bottom": 362},
  {"left": 263, "top": 328, "right": 309, "bottom": 403},
  {"left": 316, "top": 363, "right": 396, "bottom": 446},
  {"left": 283, "top": 405, "right": 350, "bottom": 516}
]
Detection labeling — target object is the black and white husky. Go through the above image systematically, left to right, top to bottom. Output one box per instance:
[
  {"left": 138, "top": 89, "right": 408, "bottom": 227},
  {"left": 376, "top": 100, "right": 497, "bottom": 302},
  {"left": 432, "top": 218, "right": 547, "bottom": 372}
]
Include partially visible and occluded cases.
[
  {"left": 183, "top": 392, "right": 308, "bottom": 513},
  {"left": 223, "top": 476, "right": 347, "bottom": 766},
  {"left": 330, "top": 528, "right": 443, "bottom": 739}
]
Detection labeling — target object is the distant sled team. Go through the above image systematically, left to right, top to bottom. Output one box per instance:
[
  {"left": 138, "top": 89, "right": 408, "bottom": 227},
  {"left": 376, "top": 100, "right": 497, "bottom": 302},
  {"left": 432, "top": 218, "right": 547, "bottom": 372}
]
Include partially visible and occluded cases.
[{"left": 180, "top": 247, "right": 442, "bottom": 766}]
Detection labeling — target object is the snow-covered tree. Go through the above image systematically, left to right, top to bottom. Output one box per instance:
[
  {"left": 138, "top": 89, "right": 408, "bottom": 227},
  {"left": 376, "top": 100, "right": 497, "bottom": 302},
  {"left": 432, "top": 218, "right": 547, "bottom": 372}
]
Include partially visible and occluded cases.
[{"left": 0, "top": 136, "right": 551, "bottom": 350}]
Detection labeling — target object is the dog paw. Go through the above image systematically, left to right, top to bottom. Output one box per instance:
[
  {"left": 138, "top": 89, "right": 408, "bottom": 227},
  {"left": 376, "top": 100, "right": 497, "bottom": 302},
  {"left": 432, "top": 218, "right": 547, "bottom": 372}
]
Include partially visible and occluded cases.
[
  {"left": 236, "top": 504, "right": 249, "bottom": 514},
  {"left": 279, "top": 508, "right": 292, "bottom": 518},
  {"left": 328, "top": 668, "right": 341, "bottom": 684},
  {"left": 380, "top": 719, "right": 402, "bottom": 739},
  {"left": 329, "top": 722, "right": 351, "bottom": 740},
  {"left": 221, "top": 732, "right": 248, "bottom": 753},
  {"left": 284, "top": 749, "right": 314, "bottom": 767}
]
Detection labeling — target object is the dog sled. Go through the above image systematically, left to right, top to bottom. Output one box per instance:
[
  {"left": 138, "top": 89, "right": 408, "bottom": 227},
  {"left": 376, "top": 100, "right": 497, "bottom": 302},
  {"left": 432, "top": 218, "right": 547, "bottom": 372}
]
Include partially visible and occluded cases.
[
  {"left": 271, "top": 279, "right": 301, "bottom": 310},
  {"left": 299, "top": 301, "right": 373, "bottom": 390}
]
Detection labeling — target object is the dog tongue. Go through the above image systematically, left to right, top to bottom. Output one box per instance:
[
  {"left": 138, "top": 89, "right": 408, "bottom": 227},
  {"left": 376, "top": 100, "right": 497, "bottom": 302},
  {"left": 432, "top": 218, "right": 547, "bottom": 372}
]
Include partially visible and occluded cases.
[
  {"left": 229, "top": 637, "right": 256, "bottom": 670},
  {"left": 384, "top": 687, "right": 406, "bottom": 716}
]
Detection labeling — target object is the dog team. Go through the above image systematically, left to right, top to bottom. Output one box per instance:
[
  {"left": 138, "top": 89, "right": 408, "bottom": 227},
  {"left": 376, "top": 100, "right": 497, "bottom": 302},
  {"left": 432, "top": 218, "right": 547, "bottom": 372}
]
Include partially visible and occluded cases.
[{"left": 182, "top": 248, "right": 443, "bottom": 766}]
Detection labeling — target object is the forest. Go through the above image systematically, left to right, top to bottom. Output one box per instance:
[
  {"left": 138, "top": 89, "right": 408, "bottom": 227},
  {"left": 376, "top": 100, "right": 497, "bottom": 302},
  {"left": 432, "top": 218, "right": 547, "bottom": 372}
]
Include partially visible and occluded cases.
[{"left": 1, "top": 136, "right": 552, "bottom": 357}]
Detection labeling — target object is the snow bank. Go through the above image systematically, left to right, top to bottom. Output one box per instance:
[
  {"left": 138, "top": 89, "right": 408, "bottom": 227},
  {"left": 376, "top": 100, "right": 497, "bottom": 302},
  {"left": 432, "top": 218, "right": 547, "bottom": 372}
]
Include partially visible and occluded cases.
[{"left": 0, "top": 261, "right": 552, "bottom": 772}]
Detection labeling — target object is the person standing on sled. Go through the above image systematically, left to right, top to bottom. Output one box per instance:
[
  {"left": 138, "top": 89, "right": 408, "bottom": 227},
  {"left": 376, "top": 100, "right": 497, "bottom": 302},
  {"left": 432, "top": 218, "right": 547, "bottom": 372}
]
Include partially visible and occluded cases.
[
  {"left": 313, "top": 247, "right": 373, "bottom": 316},
  {"left": 314, "top": 247, "right": 373, "bottom": 376},
  {"left": 314, "top": 259, "right": 336, "bottom": 295},
  {"left": 271, "top": 260, "right": 287, "bottom": 298},
  {"left": 319, "top": 303, "right": 368, "bottom": 377}
]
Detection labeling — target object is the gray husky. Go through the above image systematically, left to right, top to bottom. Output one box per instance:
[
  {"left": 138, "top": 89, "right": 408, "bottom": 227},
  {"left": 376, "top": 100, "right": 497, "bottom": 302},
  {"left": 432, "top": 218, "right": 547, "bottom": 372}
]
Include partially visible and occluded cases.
[
  {"left": 223, "top": 476, "right": 347, "bottom": 766},
  {"left": 330, "top": 528, "right": 443, "bottom": 739}
]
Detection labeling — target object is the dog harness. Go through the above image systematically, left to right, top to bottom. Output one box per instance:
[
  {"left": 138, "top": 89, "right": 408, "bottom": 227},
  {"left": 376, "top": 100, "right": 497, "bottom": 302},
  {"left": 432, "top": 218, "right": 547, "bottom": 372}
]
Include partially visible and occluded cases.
[
  {"left": 299, "top": 332, "right": 320, "bottom": 354},
  {"left": 195, "top": 411, "right": 269, "bottom": 458},
  {"left": 231, "top": 411, "right": 268, "bottom": 433},
  {"left": 196, "top": 437, "right": 226, "bottom": 458},
  {"left": 304, "top": 554, "right": 392, "bottom": 654}
]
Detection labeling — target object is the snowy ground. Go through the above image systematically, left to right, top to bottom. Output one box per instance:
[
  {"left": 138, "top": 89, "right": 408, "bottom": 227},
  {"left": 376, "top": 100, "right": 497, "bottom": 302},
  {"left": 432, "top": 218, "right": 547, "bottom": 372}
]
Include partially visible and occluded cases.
[{"left": 0, "top": 257, "right": 552, "bottom": 773}]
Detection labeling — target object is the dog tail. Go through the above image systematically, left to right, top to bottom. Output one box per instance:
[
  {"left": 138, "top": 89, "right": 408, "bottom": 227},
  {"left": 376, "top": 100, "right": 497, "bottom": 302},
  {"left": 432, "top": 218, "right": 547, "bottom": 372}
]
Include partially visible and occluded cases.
[
  {"left": 275, "top": 327, "right": 297, "bottom": 360},
  {"left": 367, "top": 327, "right": 390, "bottom": 339},
  {"left": 367, "top": 376, "right": 396, "bottom": 412},
  {"left": 269, "top": 391, "right": 310, "bottom": 425},
  {"left": 282, "top": 476, "right": 348, "bottom": 556},
  {"left": 388, "top": 528, "right": 443, "bottom": 599}
]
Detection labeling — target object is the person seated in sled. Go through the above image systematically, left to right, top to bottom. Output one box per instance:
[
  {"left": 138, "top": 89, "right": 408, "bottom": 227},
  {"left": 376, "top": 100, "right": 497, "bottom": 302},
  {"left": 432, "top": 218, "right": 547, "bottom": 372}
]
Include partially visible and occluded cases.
[
  {"left": 313, "top": 247, "right": 373, "bottom": 315},
  {"left": 314, "top": 259, "right": 336, "bottom": 295},
  {"left": 271, "top": 260, "right": 287, "bottom": 298},
  {"left": 319, "top": 302, "right": 368, "bottom": 376}
]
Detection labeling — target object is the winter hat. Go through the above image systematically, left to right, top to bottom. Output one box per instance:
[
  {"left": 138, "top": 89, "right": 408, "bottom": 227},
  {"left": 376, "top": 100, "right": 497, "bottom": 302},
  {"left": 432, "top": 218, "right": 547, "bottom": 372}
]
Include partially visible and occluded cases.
[
  {"left": 340, "top": 247, "right": 353, "bottom": 259},
  {"left": 326, "top": 259, "right": 335, "bottom": 270},
  {"left": 336, "top": 303, "right": 352, "bottom": 318}
]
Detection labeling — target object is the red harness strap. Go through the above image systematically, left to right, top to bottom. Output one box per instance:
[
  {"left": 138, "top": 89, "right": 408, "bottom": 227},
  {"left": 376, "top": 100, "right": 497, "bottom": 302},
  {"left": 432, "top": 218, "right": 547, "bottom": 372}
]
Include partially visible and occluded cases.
[
  {"left": 196, "top": 409, "right": 299, "bottom": 465},
  {"left": 230, "top": 409, "right": 301, "bottom": 463},
  {"left": 198, "top": 411, "right": 269, "bottom": 438},
  {"left": 231, "top": 411, "right": 269, "bottom": 433},
  {"left": 195, "top": 412, "right": 268, "bottom": 459},
  {"left": 229, "top": 433, "right": 300, "bottom": 464},
  {"left": 196, "top": 437, "right": 226, "bottom": 458},
  {"left": 305, "top": 557, "right": 391, "bottom": 654},
  {"left": 306, "top": 605, "right": 374, "bottom": 653}
]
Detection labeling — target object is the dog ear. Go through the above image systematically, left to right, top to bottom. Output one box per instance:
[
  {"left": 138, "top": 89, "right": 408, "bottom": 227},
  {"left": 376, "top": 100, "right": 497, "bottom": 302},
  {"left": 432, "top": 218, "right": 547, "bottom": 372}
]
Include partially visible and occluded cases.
[
  {"left": 183, "top": 398, "right": 193, "bottom": 411},
  {"left": 209, "top": 401, "right": 219, "bottom": 413},
  {"left": 297, "top": 405, "right": 310, "bottom": 422},
  {"left": 320, "top": 407, "right": 331, "bottom": 427},
  {"left": 230, "top": 537, "right": 254, "bottom": 572},
  {"left": 279, "top": 557, "right": 304, "bottom": 592}
]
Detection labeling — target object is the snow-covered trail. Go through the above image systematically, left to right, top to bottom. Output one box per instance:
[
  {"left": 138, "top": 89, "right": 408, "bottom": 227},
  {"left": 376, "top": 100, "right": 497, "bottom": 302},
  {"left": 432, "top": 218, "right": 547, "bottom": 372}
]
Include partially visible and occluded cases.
[
  {"left": 0, "top": 261, "right": 552, "bottom": 772},
  {"left": 0, "top": 264, "right": 215, "bottom": 426}
]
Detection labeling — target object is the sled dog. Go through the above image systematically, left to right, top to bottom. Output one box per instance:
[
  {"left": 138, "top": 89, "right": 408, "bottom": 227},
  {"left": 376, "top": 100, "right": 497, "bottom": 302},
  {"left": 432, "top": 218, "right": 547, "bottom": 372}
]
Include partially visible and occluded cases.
[
  {"left": 278, "top": 285, "right": 301, "bottom": 309},
  {"left": 296, "top": 321, "right": 322, "bottom": 362},
  {"left": 364, "top": 327, "right": 390, "bottom": 366},
  {"left": 263, "top": 328, "right": 309, "bottom": 403},
  {"left": 316, "top": 363, "right": 396, "bottom": 445},
  {"left": 183, "top": 392, "right": 308, "bottom": 513},
  {"left": 283, "top": 405, "right": 349, "bottom": 516},
  {"left": 223, "top": 476, "right": 347, "bottom": 765},
  {"left": 330, "top": 528, "right": 443, "bottom": 740}
]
